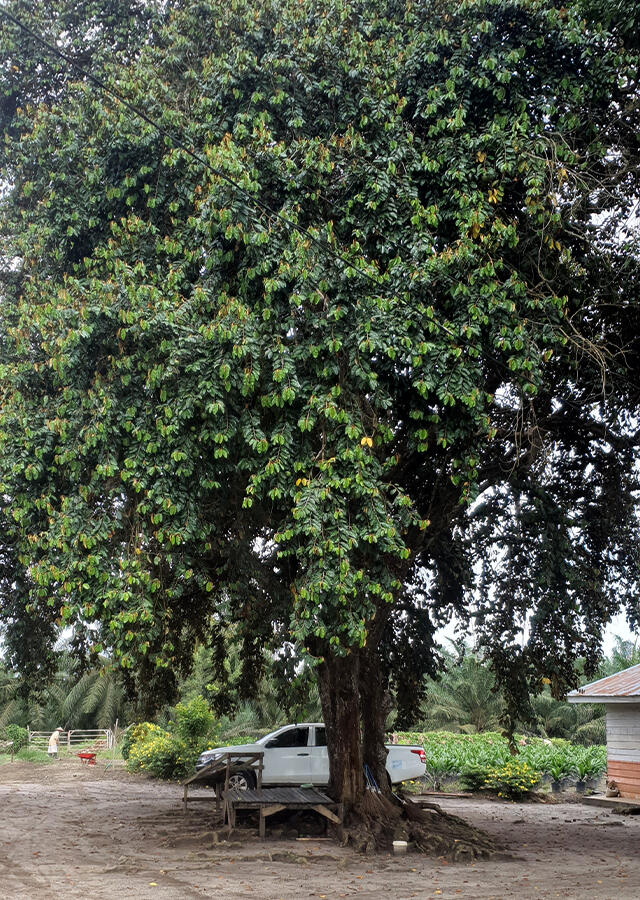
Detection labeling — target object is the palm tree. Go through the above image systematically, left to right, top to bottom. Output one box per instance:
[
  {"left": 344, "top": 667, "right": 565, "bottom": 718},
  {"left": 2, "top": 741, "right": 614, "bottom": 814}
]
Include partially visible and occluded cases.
[
  {"left": 606, "top": 635, "right": 640, "bottom": 674},
  {"left": 0, "top": 652, "right": 129, "bottom": 732},
  {"left": 418, "top": 653, "right": 505, "bottom": 733},
  {"left": 61, "top": 664, "right": 127, "bottom": 729},
  {"left": 0, "top": 667, "right": 21, "bottom": 729},
  {"left": 530, "top": 690, "right": 577, "bottom": 739}
]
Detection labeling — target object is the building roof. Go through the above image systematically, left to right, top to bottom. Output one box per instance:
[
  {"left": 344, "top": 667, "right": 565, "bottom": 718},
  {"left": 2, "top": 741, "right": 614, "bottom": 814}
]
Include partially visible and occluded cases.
[{"left": 567, "top": 663, "right": 640, "bottom": 703}]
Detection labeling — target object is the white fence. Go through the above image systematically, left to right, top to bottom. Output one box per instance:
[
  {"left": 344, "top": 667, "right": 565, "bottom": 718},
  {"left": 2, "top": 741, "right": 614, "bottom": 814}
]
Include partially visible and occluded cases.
[{"left": 28, "top": 728, "right": 115, "bottom": 751}]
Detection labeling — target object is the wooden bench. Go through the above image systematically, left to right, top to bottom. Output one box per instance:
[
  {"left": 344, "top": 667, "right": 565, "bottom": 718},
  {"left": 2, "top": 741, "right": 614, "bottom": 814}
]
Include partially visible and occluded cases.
[{"left": 223, "top": 786, "right": 342, "bottom": 840}]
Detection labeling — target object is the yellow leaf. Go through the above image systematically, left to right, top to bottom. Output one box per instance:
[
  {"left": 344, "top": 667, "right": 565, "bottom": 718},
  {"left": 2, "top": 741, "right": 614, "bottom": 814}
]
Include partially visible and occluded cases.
[
  {"left": 476, "top": 150, "right": 486, "bottom": 163},
  {"left": 360, "top": 436, "right": 373, "bottom": 447}
]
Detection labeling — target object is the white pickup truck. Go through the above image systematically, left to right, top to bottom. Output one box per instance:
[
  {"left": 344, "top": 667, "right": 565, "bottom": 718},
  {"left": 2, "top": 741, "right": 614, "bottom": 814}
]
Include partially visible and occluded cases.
[{"left": 194, "top": 722, "right": 426, "bottom": 789}]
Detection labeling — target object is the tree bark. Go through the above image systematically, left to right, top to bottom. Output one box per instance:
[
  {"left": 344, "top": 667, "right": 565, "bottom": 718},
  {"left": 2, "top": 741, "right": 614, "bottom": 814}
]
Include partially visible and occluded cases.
[
  {"left": 360, "top": 644, "right": 393, "bottom": 793},
  {"left": 317, "top": 651, "right": 363, "bottom": 812}
]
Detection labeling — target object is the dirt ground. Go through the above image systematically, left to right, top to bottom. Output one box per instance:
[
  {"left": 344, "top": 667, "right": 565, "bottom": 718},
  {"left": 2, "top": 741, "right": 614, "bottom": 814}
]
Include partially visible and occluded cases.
[{"left": 1, "top": 759, "right": 639, "bottom": 900}]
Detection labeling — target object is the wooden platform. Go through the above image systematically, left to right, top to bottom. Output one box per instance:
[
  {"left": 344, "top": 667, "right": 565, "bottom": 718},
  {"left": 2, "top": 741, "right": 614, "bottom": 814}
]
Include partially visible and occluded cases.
[
  {"left": 182, "top": 751, "right": 264, "bottom": 815},
  {"left": 223, "top": 786, "right": 342, "bottom": 839}
]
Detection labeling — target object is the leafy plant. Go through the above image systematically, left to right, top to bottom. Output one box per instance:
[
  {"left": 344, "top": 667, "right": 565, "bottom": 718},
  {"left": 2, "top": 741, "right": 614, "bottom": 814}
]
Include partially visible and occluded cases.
[
  {"left": 173, "top": 696, "right": 215, "bottom": 747},
  {"left": 125, "top": 698, "right": 218, "bottom": 778},
  {"left": 122, "top": 721, "right": 165, "bottom": 762},
  {"left": 1, "top": 723, "right": 28, "bottom": 750},
  {"left": 126, "top": 728, "right": 186, "bottom": 779},
  {"left": 397, "top": 730, "right": 606, "bottom": 786},
  {"left": 574, "top": 747, "right": 606, "bottom": 782},
  {"left": 481, "top": 762, "right": 541, "bottom": 800},
  {"left": 459, "top": 767, "right": 492, "bottom": 793}
]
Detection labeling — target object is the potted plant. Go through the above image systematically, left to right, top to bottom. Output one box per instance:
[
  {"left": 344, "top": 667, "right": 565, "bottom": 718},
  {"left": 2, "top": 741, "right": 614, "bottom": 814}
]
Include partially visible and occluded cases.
[
  {"left": 574, "top": 749, "right": 605, "bottom": 793},
  {"left": 548, "top": 756, "right": 573, "bottom": 793}
]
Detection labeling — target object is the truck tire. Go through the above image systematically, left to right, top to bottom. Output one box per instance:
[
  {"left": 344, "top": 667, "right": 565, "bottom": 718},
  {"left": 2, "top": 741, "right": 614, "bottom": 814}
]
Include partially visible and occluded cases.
[{"left": 227, "top": 770, "right": 256, "bottom": 791}]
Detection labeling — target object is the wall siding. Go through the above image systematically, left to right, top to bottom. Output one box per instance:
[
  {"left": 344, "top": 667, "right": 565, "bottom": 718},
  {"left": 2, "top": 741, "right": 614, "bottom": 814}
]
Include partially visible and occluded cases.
[
  {"left": 606, "top": 704, "right": 640, "bottom": 798},
  {"left": 606, "top": 704, "right": 640, "bottom": 764},
  {"left": 606, "top": 760, "right": 640, "bottom": 800}
]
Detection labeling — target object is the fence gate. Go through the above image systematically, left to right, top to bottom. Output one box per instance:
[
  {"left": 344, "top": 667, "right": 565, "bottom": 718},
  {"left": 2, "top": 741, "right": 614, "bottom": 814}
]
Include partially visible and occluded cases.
[{"left": 27, "top": 728, "right": 114, "bottom": 751}]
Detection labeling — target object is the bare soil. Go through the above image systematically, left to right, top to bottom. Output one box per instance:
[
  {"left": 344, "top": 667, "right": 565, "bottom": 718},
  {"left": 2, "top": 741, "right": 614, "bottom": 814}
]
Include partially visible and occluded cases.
[{"left": 1, "top": 758, "right": 639, "bottom": 899}]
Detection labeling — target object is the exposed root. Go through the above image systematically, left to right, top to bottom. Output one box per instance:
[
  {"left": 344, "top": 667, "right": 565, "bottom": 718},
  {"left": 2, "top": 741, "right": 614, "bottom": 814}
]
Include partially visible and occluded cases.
[{"left": 339, "top": 791, "right": 499, "bottom": 860}]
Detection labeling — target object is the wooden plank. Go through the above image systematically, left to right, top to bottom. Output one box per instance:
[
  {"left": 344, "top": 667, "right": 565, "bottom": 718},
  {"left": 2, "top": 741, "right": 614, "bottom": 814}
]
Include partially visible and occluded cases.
[
  {"left": 183, "top": 751, "right": 264, "bottom": 789},
  {"left": 607, "top": 759, "right": 640, "bottom": 798},
  {"left": 608, "top": 760, "right": 640, "bottom": 774},
  {"left": 609, "top": 778, "right": 640, "bottom": 790},
  {"left": 223, "top": 787, "right": 332, "bottom": 806},
  {"left": 261, "top": 804, "right": 287, "bottom": 816},
  {"left": 312, "top": 804, "right": 341, "bottom": 824}
]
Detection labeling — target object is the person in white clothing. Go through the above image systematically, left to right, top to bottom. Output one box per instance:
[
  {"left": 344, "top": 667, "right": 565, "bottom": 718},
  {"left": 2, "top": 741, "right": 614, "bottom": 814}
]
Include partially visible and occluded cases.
[{"left": 48, "top": 727, "right": 64, "bottom": 759}]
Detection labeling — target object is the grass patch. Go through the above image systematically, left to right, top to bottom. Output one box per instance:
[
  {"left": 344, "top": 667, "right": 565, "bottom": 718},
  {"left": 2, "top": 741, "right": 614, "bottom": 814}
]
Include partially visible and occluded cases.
[
  {"left": 0, "top": 745, "right": 123, "bottom": 765},
  {"left": 0, "top": 747, "right": 55, "bottom": 765}
]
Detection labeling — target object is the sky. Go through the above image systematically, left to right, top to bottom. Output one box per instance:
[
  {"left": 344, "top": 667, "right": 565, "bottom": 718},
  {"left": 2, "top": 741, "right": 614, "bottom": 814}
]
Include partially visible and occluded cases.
[{"left": 437, "top": 611, "right": 638, "bottom": 658}]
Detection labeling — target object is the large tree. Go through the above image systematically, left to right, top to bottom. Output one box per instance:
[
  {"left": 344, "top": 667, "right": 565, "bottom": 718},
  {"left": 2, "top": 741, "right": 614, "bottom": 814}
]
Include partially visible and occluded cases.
[{"left": 1, "top": 0, "right": 640, "bottom": 835}]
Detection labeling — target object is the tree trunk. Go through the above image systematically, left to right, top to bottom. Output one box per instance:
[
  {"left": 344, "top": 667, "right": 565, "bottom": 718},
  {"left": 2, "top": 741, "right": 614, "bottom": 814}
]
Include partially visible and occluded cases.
[
  {"left": 360, "top": 644, "right": 393, "bottom": 793},
  {"left": 317, "top": 651, "right": 363, "bottom": 812}
]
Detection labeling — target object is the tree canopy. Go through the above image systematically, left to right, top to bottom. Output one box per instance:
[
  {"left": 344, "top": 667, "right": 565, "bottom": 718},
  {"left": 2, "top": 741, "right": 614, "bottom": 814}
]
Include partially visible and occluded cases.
[{"left": 1, "top": 0, "right": 639, "bottom": 808}]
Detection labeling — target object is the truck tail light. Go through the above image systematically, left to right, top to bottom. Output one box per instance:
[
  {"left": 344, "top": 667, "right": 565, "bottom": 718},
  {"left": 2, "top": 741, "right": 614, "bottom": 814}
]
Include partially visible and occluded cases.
[{"left": 411, "top": 748, "right": 426, "bottom": 764}]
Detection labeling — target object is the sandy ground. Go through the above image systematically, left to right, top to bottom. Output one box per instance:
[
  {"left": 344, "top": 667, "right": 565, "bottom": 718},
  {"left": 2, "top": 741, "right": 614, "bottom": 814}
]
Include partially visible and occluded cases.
[{"left": 1, "top": 759, "right": 639, "bottom": 900}]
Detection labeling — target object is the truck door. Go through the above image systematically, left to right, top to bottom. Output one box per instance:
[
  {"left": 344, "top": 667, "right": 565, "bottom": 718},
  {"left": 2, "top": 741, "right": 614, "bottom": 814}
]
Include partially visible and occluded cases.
[
  {"left": 309, "top": 725, "right": 329, "bottom": 785},
  {"left": 262, "top": 726, "right": 312, "bottom": 784}
]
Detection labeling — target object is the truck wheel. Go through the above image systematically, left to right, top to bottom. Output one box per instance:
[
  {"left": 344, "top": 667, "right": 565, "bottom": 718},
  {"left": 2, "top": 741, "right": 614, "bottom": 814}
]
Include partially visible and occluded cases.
[{"left": 227, "top": 770, "right": 256, "bottom": 791}]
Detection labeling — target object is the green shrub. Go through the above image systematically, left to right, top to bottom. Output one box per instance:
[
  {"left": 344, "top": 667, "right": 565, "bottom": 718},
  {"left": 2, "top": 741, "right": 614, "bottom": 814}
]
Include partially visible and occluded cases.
[
  {"left": 174, "top": 696, "right": 215, "bottom": 747},
  {"left": 125, "top": 700, "right": 217, "bottom": 780},
  {"left": 122, "top": 722, "right": 167, "bottom": 764},
  {"left": 2, "top": 724, "right": 29, "bottom": 751},
  {"left": 119, "top": 724, "right": 137, "bottom": 760},
  {"left": 127, "top": 728, "right": 188, "bottom": 779},
  {"left": 219, "top": 733, "right": 258, "bottom": 747},
  {"left": 470, "top": 761, "right": 541, "bottom": 800},
  {"left": 459, "top": 767, "right": 491, "bottom": 792}
]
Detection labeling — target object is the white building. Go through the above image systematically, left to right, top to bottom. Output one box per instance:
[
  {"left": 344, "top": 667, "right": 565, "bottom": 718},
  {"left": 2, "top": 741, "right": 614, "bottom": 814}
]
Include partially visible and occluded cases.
[{"left": 567, "top": 663, "right": 640, "bottom": 799}]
